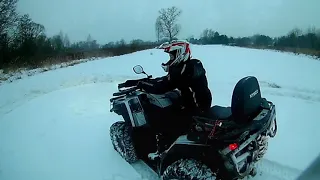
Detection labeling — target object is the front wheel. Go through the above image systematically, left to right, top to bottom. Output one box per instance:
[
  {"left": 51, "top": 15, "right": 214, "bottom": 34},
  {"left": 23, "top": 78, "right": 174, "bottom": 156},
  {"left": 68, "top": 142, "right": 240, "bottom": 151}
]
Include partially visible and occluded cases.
[
  {"left": 109, "top": 121, "right": 139, "bottom": 163},
  {"left": 162, "top": 159, "right": 216, "bottom": 180}
]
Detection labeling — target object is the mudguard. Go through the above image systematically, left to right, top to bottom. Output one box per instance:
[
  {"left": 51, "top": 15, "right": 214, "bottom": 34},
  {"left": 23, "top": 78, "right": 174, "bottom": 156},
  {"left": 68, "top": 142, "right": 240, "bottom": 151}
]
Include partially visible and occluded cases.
[
  {"left": 110, "top": 90, "right": 181, "bottom": 128},
  {"left": 111, "top": 95, "right": 147, "bottom": 127}
]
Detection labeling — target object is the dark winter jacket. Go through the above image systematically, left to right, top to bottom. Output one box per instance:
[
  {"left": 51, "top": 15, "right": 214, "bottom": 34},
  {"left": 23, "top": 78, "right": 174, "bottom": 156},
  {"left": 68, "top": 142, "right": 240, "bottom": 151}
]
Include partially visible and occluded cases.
[{"left": 138, "top": 59, "right": 212, "bottom": 113}]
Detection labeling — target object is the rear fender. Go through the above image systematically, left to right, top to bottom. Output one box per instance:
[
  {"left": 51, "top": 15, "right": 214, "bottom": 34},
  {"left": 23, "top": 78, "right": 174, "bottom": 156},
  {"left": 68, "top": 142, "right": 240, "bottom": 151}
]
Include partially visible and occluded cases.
[
  {"left": 218, "top": 123, "right": 270, "bottom": 178},
  {"left": 159, "top": 135, "right": 213, "bottom": 175}
]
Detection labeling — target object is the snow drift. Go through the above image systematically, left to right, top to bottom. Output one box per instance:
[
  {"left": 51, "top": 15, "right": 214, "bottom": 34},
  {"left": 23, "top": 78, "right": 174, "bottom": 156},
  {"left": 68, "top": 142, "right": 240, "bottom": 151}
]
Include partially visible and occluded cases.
[{"left": 1, "top": 45, "right": 320, "bottom": 180}]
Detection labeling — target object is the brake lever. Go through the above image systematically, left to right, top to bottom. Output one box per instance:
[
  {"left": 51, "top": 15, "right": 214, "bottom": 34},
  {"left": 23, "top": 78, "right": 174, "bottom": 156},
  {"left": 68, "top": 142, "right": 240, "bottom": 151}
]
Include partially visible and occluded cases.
[{"left": 118, "top": 83, "right": 126, "bottom": 89}]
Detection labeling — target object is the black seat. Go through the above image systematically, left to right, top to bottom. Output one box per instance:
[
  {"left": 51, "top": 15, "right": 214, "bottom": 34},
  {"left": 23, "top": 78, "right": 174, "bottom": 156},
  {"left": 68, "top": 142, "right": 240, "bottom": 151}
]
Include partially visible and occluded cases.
[
  {"left": 190, "top": 76, "right": 267, "bottom": 140},
  {"left": 206, "top": 105, "right": 232, "bottom": 120},
  {"left": 191, "top": 106, "right": 233, "bottom": 130}
]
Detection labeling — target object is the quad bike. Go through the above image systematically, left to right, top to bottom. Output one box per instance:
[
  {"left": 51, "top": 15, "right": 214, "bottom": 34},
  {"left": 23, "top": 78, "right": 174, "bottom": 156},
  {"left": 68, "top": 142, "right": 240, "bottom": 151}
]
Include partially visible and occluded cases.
[{"left": 109, "top": 65, "right": 278, "bottom": 180}]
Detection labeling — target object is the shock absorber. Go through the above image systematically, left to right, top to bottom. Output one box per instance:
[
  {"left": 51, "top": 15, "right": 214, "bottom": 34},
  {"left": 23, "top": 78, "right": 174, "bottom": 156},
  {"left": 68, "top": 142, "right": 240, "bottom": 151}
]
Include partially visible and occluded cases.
[
  {"left": 148, "top": 133, "right": 164, "bottom": 161},
  {"left": 156, "top": 133, "right": 166, "bottom": 152}
]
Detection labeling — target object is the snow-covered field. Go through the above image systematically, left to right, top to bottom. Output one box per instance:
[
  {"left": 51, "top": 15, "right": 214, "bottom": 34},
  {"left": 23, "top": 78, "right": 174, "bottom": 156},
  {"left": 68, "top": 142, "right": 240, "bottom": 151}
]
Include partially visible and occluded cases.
[{"left": 1, "top": 45, "right": 320, "bottom": 180}]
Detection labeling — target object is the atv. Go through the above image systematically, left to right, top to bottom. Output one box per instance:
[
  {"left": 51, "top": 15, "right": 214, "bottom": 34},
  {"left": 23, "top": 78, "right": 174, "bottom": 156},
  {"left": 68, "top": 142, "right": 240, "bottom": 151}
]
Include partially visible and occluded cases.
[
  {"left": 109, "top": 65, "right": 278, "bottom": 180},
  {"left": 109, "top": 65, "right": 189, "bottom": 163}
]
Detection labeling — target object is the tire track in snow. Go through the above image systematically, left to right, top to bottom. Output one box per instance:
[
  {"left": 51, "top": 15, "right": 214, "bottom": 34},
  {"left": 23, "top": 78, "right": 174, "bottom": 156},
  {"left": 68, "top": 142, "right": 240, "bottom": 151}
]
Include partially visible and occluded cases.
[
  {"left": 0, "top": 75, "right": 136, "bottom": 118},
  {"left": 0, "top": 77, "right": 304, "bottom": 180},
  {"left": 214, "top": 80, "right": 320, "bottom": 103},
  {"left": 259, "top": 80, "right": 320, "bottom": 103},
  {"left": 129, "top": 158, "right": 301, "bottom": 180},
  {"left": 254, "top": 159, "right": 301, "bottom": 180},
  {"left": 131, "top": 160, "right": 160, "bottom": 180}
]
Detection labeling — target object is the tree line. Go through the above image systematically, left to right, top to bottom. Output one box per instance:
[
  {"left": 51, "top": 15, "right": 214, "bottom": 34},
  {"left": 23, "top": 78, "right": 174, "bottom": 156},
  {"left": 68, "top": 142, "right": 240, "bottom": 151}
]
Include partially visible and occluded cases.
[
  {"left": 0, "top": 0, "right": 159, "bottom": 70},
  {"left": 1, "top": 2, "right": 319, "bottom": 71},
  {"left": 155, "top": 7, "right": 320, "bottom": 58},
  {"left": 187, "top": 27, "right": 320, "bottom": 51}
]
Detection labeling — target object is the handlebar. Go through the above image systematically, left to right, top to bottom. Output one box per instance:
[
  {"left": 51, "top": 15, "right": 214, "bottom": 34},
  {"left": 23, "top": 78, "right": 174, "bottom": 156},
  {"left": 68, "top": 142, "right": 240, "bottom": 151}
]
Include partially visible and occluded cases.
[
  {"left": 113, "top": 75, "right": 153, "bottom": 97},
  {"left": 117, "top": 75, "right": 153, "bottom": 89},
  {"left": 118, "top": 77, "right": 147, "bottom": 89},
  {"left": 118, "top": 80, "right": 138, "bottom": 89},
  {"left": 113, "top": 86, "right": 139, "bottom": 96}
]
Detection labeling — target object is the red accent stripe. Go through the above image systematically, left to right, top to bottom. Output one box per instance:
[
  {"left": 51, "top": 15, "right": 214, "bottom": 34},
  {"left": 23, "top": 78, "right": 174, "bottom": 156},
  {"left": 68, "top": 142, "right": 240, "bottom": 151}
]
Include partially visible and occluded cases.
[
  {"left": 165, "top": 42, "right": 190, "bottom": 55},
  {"left": 171, "top": 42, "right": 186, "bottom": 46},
  {"left": 185, "top": 43, "right": 190, "bottom": 53},
  {"left": 208, "top": 120, "right": 222, "bottom": 139}
]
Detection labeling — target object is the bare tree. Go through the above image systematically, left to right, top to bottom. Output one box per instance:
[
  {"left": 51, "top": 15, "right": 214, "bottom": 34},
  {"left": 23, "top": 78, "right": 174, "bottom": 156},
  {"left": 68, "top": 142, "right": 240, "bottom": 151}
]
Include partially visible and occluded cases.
[
  {"left": 0, "top": 0, "right": 18, "bottom": 34},
  {"left": 156, "top": 6, "right": 182, "bottom": 41},
  {"left": 16, "top": 14, "right": 45, "bottom": 41},
  {"left": 155, "top": 16, "right": 163, "bottom": 42},
  {"left": 307, "top": 26, "right": 316, "bottom": 34},
  {"left": 201, "top": 28, "right": 215, "bottom": 39},
  {"left": 289, "top": 28, "right": 302, "bottom": 37},
  {"left": 316, "top": 29, "right": 320, "bottom": 38},
  {"left": 51, "top": 34, "right": 64, "bottom": 51},
  {"left": 63, "top": 34, "right": 70, "bottom": 48},
  {"left": 86, "top": 34, "right": 93, "bottom": 43},
  {"left": 86, "top": 34, "right": 98, "bottom": 49}
]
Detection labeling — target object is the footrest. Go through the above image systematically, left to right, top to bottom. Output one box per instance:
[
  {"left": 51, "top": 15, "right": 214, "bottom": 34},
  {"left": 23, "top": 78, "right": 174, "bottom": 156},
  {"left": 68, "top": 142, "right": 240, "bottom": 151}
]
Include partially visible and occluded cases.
[{"left": 148, "top": 152, "right": 160, "bottom": 161}]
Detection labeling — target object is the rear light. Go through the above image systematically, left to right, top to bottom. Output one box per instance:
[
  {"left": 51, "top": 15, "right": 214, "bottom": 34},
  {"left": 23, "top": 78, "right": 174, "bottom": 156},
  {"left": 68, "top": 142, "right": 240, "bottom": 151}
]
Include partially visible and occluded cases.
[{"left": 229, "top": 143, "right": 238, "bottom": 151}]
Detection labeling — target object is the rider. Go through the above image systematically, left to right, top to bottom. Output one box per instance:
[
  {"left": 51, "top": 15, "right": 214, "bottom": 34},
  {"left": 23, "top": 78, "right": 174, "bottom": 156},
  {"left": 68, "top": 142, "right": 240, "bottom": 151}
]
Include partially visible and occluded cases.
[
  {"left": 136, "top": 40, "right": 213, "bottom": 157},
  {"left": 137, "top": 40, "right": 212, "bottom": 116}
]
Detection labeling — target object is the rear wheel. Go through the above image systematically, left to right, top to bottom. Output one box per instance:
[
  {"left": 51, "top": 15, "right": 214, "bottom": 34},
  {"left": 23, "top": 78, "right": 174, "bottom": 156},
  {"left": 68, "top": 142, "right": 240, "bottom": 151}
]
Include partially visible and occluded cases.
[
  {"left": 268, "top": 118, "right": 277, "bottom": 137},
  {"left": 109, "top": 121, "right": 139, "bottom": 163},
  {"left": 162, "top": 159, "right": 216, "bottom": 180}
]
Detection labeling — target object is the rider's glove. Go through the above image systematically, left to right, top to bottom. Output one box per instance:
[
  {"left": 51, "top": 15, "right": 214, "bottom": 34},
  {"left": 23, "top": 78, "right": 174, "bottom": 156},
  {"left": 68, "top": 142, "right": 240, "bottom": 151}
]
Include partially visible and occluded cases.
[
  {"left": 119, "top": 80, "right": 139, "bottom": 89},
  {"left": 136, "top": 81, "right": 154, "bottom": 91}
]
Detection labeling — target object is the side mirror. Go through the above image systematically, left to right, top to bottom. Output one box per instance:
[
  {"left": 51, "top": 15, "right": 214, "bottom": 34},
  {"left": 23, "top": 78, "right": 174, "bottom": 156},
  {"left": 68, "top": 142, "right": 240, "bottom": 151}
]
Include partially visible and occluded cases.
[{"left": 133, "top": 65, "right": 144, "bottom": 74}]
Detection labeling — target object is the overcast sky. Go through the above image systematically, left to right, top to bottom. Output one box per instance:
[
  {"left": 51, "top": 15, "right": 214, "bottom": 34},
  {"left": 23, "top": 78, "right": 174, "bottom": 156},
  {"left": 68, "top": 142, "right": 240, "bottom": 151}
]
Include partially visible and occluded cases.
[{"left": 17, "top": 0, "right": 320, "bottom": 44}]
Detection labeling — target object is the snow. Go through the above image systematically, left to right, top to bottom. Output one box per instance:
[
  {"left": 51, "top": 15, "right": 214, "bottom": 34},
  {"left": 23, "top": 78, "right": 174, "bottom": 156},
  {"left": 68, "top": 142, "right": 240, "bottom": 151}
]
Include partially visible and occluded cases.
[
  {"left": 1, "top": 45, "right": 320, "bottom": 180},
  {"left": 0, "top": 84, "right": 146, "bottom": 180}
]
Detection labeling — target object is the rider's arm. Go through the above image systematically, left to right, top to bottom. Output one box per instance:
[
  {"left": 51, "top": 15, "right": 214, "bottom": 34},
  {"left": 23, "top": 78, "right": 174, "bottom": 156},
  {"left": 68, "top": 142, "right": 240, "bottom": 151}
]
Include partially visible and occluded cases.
[{"left": 138, "top": 75, "right": 175, "bottom": 94}]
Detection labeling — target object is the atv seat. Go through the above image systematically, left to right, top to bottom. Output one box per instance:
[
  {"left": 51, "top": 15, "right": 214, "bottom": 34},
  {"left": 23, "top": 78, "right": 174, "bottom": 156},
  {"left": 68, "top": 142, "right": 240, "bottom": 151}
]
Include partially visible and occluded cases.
[
  {"left": 189, "top": 76, "right": 273, "bottom": 142},
  {"left": 192, "top": 76, "right": 264, "bottom": 126},
  {"left": 189, "top": 102, "right": 274, "bottom": 144},
  {"left": 207, "top": 105, "right": 232, "bottom": 120},
  {"left": 192, "top": 106, "right": 232, "bottom": 126}
]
